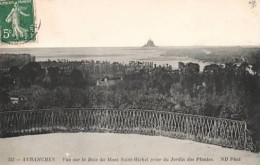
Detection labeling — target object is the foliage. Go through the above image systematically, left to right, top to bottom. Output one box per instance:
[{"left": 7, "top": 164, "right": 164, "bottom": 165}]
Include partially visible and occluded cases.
[{"left": 0, "top": 60, "right": 259, "bottom": 143}]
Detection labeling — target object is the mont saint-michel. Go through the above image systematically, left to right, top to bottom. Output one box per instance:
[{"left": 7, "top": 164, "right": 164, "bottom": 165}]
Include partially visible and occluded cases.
[{"left": 143, "top": 38, "right": 156, "bottom": 47}]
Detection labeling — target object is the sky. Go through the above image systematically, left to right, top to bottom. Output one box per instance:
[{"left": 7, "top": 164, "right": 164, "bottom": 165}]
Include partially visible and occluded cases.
[{"left": 1, "top": 0, "right": 260, "bottom": 47}]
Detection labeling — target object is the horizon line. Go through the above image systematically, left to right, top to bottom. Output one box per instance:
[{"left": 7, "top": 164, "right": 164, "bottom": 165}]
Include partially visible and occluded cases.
[{"left": 1, "top": 45, "right": 260, "bottom": 49}]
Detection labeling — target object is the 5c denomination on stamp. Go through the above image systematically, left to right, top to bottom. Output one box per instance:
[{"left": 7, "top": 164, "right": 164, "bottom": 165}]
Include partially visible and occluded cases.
[{"left": 0, "top": 0, "right": 37, "bottom": 44}]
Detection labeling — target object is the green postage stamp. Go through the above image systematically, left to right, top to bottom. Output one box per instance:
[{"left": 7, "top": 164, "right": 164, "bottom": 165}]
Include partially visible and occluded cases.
[{"left": 0, "top": 0, "right": 36, "bottom": 44}]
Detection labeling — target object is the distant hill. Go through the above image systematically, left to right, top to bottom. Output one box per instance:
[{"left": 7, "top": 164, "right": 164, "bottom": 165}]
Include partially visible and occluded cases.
[
  {"left": 143, "top": 39, "right": 156, "bottom": 47},
  {"left": 0, "top": 54, "right": 33, "bottom": 69}
]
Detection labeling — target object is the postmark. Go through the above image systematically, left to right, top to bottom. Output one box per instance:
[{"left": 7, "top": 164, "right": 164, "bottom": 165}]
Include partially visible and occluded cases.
[
  {"left": 0, "top": 0, "right": 37, "bottom": 44},
  {"left": 249, "top": 0, "right": 257, "bottom": 9}
]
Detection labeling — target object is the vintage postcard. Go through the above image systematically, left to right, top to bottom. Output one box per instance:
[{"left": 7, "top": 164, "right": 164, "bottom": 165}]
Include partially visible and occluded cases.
[{"left": 0, "top": 0, "right": 260, "bottom": 165}]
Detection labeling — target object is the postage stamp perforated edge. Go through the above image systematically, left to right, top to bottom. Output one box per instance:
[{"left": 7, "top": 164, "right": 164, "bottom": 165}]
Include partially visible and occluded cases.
[{"left": 0, "top": 0, "right": 39, "bottom": 45}]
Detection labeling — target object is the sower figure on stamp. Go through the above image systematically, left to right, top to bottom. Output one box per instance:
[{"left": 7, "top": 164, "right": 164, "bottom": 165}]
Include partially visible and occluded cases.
[{"left": 5, "top": 2, "right": 30, "bottom": 40}]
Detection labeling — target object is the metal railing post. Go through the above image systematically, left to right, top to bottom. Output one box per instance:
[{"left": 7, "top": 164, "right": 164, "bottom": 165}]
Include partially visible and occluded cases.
[{"left": 244, "top": 122, "right": 247, "bottom": 150}]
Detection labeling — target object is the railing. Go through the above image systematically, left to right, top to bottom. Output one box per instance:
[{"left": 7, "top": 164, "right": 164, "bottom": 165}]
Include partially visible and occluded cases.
[{"left": 0, "top": 108, "right": 255, "bottom": 151}]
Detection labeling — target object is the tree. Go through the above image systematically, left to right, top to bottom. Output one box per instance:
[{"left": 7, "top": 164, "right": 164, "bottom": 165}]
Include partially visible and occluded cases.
[
  {"left": 21, "top": 62, "right": 44, "bottom": 87},
  {"left": 180, "top": 63, "right": 200, "bottom": 95},
  {"left": 203, "top": 64, "right": 222, "bottom": 94},
  {"left": 9, "top": 66, "right": 21, "bottom": 87},
  {"left": 46, "top": 67, "right": 61, "bottom": 88},
  {"left": 68, "top": 68, "right": 87, "bottom": 88},
  {"left": 0, "top": 72, "right": 14, "bottom": 89},
  {"left": 0, "top": 88, "right": 10, "bottom": 111}
]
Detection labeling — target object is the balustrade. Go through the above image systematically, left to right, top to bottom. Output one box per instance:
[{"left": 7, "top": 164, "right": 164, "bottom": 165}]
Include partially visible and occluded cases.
[{"left": 0, "top": 108, "right": 254, "bottom": 151}]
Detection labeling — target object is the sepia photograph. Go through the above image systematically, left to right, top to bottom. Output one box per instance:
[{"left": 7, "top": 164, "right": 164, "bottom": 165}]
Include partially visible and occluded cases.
[{"left": 0, "top": 0, "right": 260, "bottom": 164}]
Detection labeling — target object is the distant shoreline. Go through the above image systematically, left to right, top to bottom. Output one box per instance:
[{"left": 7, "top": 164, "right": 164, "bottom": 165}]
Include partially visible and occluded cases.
[{"left": 1, "top": 45, "right": 260, "bottom": 49}]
